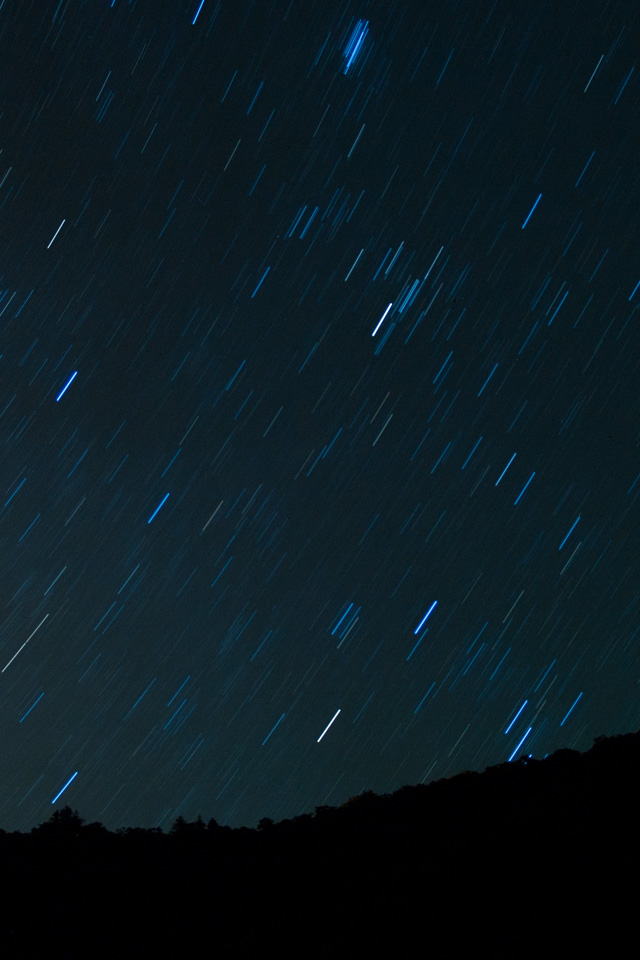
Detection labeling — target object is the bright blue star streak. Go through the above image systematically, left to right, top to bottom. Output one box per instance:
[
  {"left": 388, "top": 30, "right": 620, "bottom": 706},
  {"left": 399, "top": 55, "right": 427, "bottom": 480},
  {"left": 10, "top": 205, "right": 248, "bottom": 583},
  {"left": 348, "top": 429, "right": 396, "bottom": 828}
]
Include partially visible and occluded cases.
[
  {"left": 192, "top": 0, "right": 205, "bottom": 24},
  {"left": 343, "top": 20, "right": 368, "bottom": 73},
  {"left": 346, "top": 33, "right": 365, "bottom": 71},
  {"left": 614, "top": 64, "right": 634, "bottom": 104},
  {"left": 575, "top": 151, "right": 595, "bottom": 188},
  {"left": 522, "top": 193, "right": 542, "bottom": 229},
  {"left": 251, "top": 266, "right": 270, "bottom": 298},
  {"left": 477, "top": 362, "right": 498, "bottom": 397},
  {"left": 56, "top": 371, "right": 77, "bottom": 401},
  {"left": 461, "top": 436, "right": 482, "bottom": 470},
  {"left": 495, "top": 452, "right": 516, "bottom": 486},
  {"left": 514, "top": 472, "right": 535, "bottom": 505},
  {"left": 4, "top": 476, "right": 26, "bottom": 507},
  {"left": 148, "top": 493, "right": 170, "bottom": 523},
  {"left": 559, "top": 515, "right": 581, "bottom": 550},
  {"left": 414, "top": 600, "right": 437, "bottom": 634},
  {"left": 332, "top": 603, "right": 353, "bottom": 635},
  {"left": 167, "top": 675, "right": 190, "bottom": 706},
  {"left": 20, "top": 691, "right": 44, "bottom": 722},
  {"left": 560, "top": 692, "right": 583, "bottom": 726},
  {"left": 505, "top": 699, "right": 528, "bottom": 734},
  {"left": 508, "top": 727, "right": 532, "bottom": 761},
  {"left": 51, "top": 771, "right": 78, "bottom": 804}
]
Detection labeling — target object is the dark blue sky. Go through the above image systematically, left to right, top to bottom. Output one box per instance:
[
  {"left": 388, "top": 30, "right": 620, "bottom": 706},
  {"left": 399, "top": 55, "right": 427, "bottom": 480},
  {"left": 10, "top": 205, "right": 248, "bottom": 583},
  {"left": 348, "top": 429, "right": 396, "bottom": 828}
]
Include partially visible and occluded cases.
[{"left": 0, "top": 0, "right": 638, "bottom": 831}]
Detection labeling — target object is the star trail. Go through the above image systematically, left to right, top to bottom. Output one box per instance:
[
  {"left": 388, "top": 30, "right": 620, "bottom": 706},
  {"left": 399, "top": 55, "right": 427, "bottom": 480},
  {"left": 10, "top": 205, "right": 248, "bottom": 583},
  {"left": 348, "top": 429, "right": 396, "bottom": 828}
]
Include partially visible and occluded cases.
[{"left": 0, "top": 0, "right": 638, "bottom": 833}]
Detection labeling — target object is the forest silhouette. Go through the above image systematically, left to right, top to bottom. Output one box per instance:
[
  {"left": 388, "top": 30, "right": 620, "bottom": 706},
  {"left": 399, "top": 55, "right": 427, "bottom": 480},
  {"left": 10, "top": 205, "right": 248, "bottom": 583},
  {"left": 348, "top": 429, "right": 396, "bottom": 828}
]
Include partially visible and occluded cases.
[{"left": 0, "top": 730, "right": 637, "bottom": 958}]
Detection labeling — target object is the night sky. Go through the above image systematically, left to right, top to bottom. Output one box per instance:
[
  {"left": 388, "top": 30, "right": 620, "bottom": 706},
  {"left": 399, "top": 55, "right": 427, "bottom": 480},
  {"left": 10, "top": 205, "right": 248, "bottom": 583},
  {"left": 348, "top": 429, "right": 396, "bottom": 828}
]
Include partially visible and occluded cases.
[{"left": 0, "top": 0, "right": 638, "bottom": 832}]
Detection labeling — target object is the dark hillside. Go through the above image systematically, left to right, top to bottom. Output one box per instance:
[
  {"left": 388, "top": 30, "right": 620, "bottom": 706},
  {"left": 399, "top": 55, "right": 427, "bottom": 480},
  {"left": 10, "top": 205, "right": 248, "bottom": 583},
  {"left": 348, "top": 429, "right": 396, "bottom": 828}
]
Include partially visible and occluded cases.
[{"left": 1, "top": 732, "right": 638, "bottom": 958}]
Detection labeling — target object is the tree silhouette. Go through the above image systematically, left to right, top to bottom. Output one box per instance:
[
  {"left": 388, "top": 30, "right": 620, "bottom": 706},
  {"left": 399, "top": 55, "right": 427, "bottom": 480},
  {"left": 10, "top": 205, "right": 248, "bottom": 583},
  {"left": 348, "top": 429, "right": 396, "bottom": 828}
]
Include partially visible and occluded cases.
[
  {"left": 32, "top": 805, "right": 85, "bottom": 838},
  {"left": 170, "top": 814, "right": 207, "bottom": 837}
]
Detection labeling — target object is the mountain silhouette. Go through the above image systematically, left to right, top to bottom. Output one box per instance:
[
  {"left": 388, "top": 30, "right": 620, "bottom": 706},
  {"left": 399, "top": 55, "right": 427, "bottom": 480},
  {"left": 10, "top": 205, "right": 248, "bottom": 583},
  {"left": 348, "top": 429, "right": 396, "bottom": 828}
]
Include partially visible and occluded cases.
[{"left": 0, "top": 730, "right": 637, "bottom": 958}]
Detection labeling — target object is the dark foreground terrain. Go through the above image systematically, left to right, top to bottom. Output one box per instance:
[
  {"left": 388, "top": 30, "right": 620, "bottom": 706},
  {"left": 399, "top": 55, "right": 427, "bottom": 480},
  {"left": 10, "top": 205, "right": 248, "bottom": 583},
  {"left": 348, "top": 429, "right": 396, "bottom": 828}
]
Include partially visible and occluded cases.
[{"left": 1, "top": 731, "right": 637, "bottom": 958}]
